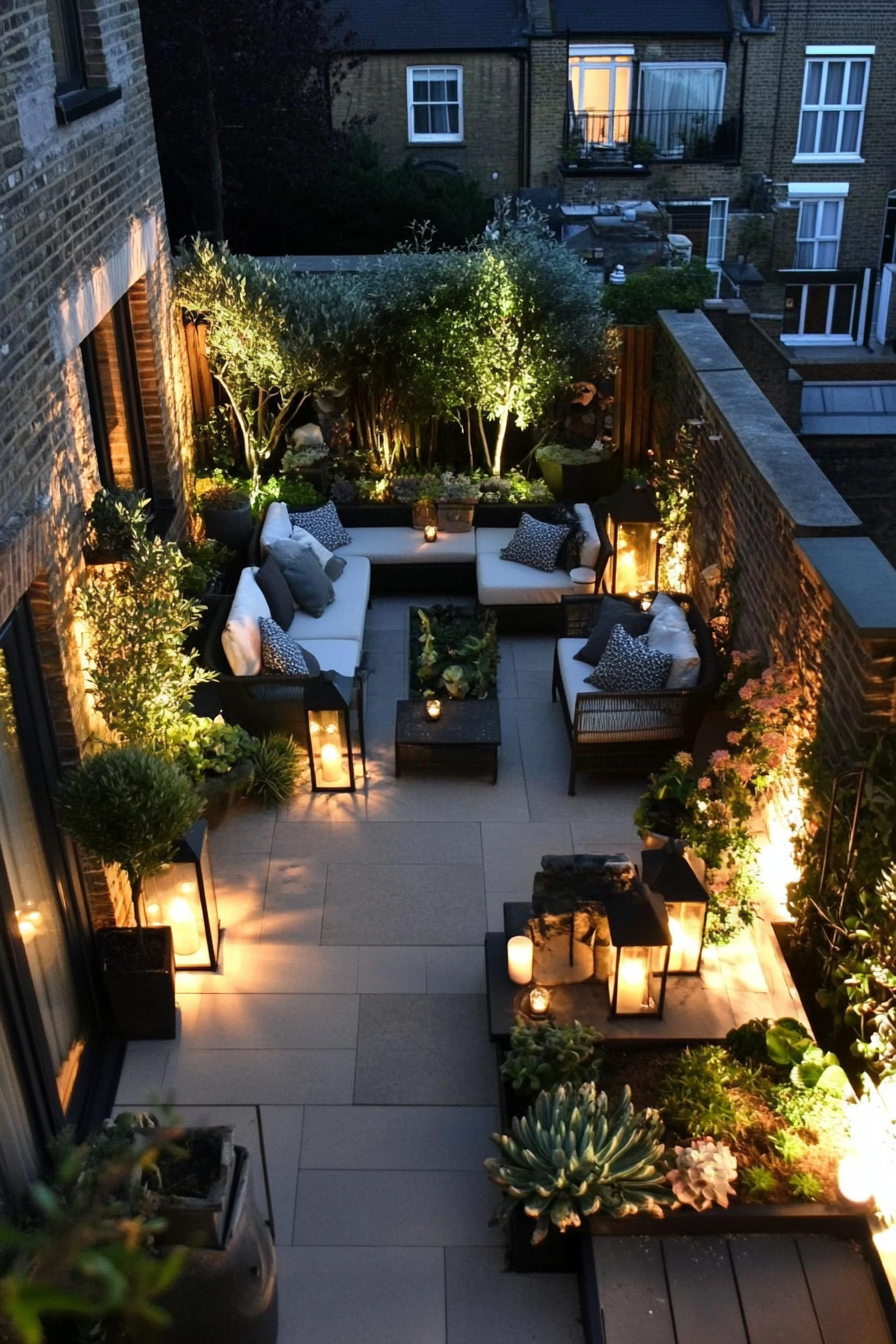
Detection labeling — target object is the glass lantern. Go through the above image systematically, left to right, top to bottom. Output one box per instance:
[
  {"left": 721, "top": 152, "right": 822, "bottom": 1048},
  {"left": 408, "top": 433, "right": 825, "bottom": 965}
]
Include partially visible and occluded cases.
[
  {"left": 606, "top": 479, "right": 661, "bottom": 597},
  {"left": 304, "top": 672, "right": 365, "bottom": 792},
  {"left": 142, "top": 819, "right": 220, "bottom": 971},
  {"left": 641, "top": 846, "right": 709, "bottom": 975},
  {"left": 605, "top": 883, "right": 671, "bottom": 1018}
]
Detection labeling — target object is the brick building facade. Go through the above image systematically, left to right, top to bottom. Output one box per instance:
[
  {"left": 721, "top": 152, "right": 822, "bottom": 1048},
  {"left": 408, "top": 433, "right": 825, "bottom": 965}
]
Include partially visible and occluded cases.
[{"left": 0, "top": 0, "right": 191, "bottom": 1201}]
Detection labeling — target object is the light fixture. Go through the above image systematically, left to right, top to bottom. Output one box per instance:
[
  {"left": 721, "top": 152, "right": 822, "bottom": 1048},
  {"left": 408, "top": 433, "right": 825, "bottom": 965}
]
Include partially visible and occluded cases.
[
  {"left": 605, "top": 479, "right": 661, "bottom": 597},
  {"left": 423, "top": 524, "right": 438, "bottom": 543},
  {"left": 304, "top": 672, "right": 365, "bottom": 792},
  {"left": 425, "top": 698, "right": 442, "bottom": 720},
  {"left": 142, "top": 819, "right": 220, "bottom": 971},
  {"left": 641, "top": 846, "right": 709, "bottom": 975},
  {"left": 605, "top": 883, "right": 671, "bottom": 1018},
  {"left": 15, "top": 902, "right": 43, "bottom": 945},
  {"left": 507, "top": 935, "right": 534, "bottom": 984},
  {"left": 529, "top": 985, "right": 551, "bottom": 1016},
  {"left": 838, "top": 1155, "right": 874, "bottom": 1205}
]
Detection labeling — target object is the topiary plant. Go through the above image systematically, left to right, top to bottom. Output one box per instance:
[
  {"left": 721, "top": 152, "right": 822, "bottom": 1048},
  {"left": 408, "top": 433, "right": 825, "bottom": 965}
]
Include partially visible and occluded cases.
[
  {"left": 501, "top": 1018, "right": 604, "bottom": 1095},
  {"left": 485, "top": 1083, "right": 671, "bottom": 1244},
  {"left": 667, "top": 1138, "right": 738, "bottom": 1211}
]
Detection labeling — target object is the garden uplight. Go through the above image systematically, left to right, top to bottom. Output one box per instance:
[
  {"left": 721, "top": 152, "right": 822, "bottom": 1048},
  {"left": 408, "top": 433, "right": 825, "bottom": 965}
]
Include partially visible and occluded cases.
[{"left": 838, "top": 1154, "right": 874, "bottom": 1205}]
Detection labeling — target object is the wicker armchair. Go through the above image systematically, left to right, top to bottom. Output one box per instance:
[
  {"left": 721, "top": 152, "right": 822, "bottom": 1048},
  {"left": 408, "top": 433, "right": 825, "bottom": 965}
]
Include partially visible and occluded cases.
[{"left": 551, "top": 594, "right": 718, "bottom": 793}]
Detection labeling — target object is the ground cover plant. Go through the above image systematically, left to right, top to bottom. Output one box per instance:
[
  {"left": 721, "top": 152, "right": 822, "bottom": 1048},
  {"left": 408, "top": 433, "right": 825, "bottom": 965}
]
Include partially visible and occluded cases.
[
  {"left": 410, "top": 605, "right": 498, "bottom": 702},
  {"left": 501, "top": 1018, "right": 604, "bottom": 1096}
]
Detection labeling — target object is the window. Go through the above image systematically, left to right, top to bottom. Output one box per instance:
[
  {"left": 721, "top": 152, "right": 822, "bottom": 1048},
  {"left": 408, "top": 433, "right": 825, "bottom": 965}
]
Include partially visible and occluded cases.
[
  {"left": 46, "top": 0, "right": 122, "bottom": 124},
  {"left": 568, "top": 47, "right": 632, "bottom": 146},
  {"left": 796, "top": 55, "right": 870, "bottom": 159},
  {"left": 638, "top": 63, "right": 726, "bottom": 156},
  {"left": 407, "top": 67, "right": 462, "bottom": 142},
  {"left": 795, "top": 198, "right": 843, "bottom": 268},
  {"left": 80, "top": 294, "right": 152, "bottom": 495}
]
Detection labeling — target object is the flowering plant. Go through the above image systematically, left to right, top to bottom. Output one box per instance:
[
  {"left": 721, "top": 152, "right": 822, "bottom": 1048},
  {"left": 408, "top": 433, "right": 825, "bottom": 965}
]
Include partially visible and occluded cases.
[{"left": 438, "top": 471, "right": 482, "bottom": 503}]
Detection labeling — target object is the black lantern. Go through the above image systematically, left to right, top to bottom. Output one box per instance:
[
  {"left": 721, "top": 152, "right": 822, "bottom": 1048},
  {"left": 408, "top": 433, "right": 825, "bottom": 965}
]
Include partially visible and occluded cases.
[
  {"left": 606, "top": 479, "right": 661, "bottom": 597},
  {"left": 304, "top": 672, "right": 365, "bottom": 792},
  {"left": 142, "top": 819, "right": 220, "bottom": 971},
  {"left": 641, "top": 846, "right": 709, "bottom": 975},
  {"left": 605, "top": 882, "right": 671, "bottom": 1018}
]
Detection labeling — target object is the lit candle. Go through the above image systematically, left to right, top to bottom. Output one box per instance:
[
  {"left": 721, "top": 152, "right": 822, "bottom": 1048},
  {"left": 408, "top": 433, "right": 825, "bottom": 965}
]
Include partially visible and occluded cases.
[
  {"left": 424, "top": 524, "right": 437, "bottom": 542},
  {"left": 425, "top": 698, "right": 442, "bottom": 720},
  {"left": 320, "top": 741, "right": 342, "bottom": 783},
  {"left": 167, "top": 896, "right": 201, "bottom": 957},
  {"left": 507, "top": 935, "right": 534, "bottom": 984},
  {"left": 529, "top": 985, "right": 551, "bottom": 1016},
  {"left": 838, "top": 1155, "right": 874, "bottom": 1204}
]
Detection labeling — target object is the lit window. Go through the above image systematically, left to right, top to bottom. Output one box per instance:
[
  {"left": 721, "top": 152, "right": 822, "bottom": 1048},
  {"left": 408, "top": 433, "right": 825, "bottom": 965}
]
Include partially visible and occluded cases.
[
  {"left": 568, "top": 47, "right": 632, "bottom": 146},
  {"left": 797, "top": 57, "right": 869, "bottom": 158},
  {"left": 407, "top": 67, "right": 463, "bottom": 142},
  {"left": 795, "top": 198, "right": 843, "bottom": 269}
]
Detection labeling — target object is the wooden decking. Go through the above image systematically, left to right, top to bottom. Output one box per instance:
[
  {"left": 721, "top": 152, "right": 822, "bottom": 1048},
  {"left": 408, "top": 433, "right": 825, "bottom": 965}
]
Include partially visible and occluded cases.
[{"left": 584, "top": 1233, "right": 894, "bottom": 1344}]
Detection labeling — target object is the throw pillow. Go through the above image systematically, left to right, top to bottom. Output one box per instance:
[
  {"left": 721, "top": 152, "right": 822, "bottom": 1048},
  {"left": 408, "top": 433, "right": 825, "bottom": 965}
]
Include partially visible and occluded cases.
[
  {"left": 289, "top": 501, "right": 352, "bottom": 550},
  {"left": 551, "top": 503, "right": 585, "bottom": 572},
  {"left": 573, "top": 503, "right": 601, "bottom": 571},
  {"left": 500, "top": 513, "right": 570, "bottom": 572},
  {"left": 287, "top": 526, "right": 334, "bottom": 570},
  {"left": 277, "top": 548, "right": 334, "bottom": 618},
  {"left": 254, "top": 554, "right": 296, "bottom": 632},
  {"left": 324, "top": 554, "right": 347, "bottom": 580},
  {"left": 221, "top": 567, "right": 270, "bottom": 677},
  {"left": 646, "top": 592, "right": 691, "bottom": 633},
  {"left": 573, "top": 596, "right": 653, "bottom": 666},
  {"left": 259, "top": 618, "right": 321, "bottom": 676},
  {"left": 648, "top": 621, "right": 701, "bottom": 690},
  {"left": 585, "top": 623, "right": 673, "bottom": 693}
]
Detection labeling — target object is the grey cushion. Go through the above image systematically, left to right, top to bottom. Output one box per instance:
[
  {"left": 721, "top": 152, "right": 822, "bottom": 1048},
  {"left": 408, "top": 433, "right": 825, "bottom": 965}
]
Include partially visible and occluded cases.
[
  {"left": 290, "top": 501, "right": 352, "bottom": 550},
  {"left": 500, "top": 513, "right": 570, "bottom": 572},
  {"left": 277, "top": 547, "right": 334, "bottom": 617},
  {"left": 325, "top": 553, "right": 347, "bottom": 580},
  {"left": 254, "top": 554, "right": 296, "bottom": 632},
  {"left": 574, "top": 596, "right": 653, "bottom": 666},
  {"left": 259, "top": 618, "right": 321, "bottom": 676},
  {"left": 585, "top": 623, "right": 673, "bottom": 692}
]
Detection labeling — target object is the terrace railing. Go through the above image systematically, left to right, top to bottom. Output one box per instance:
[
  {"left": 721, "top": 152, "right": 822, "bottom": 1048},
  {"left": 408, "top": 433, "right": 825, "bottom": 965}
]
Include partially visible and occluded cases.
[{"left": 566, "top": 109, "right": 742, "bottom": 166}]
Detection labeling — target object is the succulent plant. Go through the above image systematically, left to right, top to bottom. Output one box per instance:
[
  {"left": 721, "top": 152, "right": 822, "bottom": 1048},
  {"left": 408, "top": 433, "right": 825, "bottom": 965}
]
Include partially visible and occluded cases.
[
  {"left": 501, "top": 1018, "right": 604, "bottom": 1095},
  {"left": 485, "top": 1083, "right": 671, "bottom": 1245},
  {"left": 768, "top": 1130, "right": 807, "bottom": 1165},
  {"left": 667, "top": 1138, "right": 738, "bottom": 1211},
  {"left": 741, "top": 1165, "right": 778, "bottom": 1198},
  {"left": 789, "top": 1171, "right": 824, "bottom": 1201}
]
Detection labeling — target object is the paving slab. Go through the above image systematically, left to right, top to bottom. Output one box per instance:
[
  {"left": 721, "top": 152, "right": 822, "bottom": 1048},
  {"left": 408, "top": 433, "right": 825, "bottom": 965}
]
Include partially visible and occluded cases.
[
  {"left": 271, "top": 819, "right": 483, "bottom": 864},
  {"left": 481, "top": 822, "right": 574, "bottom": 894},
  {"left": 322, "top": 863, "right": 486, "bottom": 945},
  {"left": 177, "top": 943, "right": 359, "bottom": 995},
  {"left": 358, "top": 945, "right": 428, "bottom": 992},
  {"left": 426, "top": 945, "right": 487, "bottom": 993},
  {"left": 192, "top": 994, "right": 359, "bottom": 1049},
  {"left": 354, "top": 995, "right": 498, "bottom": 1105},
  {"left": 160, "top": 1048, "right": 357, "bottom": 1105},
  {"left": 259, "top": 1104, "right": 304, "bottom": 1245},
  {"left": 299, "top": 1105, "right": 497, "bottom": 1171},
  {"left": 291, "top": 1170, "right": 501, "bottom": 1246},
  {"left": 447, "top": 1246, "right": 584, "bottom": 1344}
]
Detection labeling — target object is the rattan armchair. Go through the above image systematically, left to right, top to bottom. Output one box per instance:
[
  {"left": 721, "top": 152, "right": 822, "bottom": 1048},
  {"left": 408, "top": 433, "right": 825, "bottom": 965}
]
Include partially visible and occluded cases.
[{"left": 551, "top": 594, "right": 718, "bottom": 793}]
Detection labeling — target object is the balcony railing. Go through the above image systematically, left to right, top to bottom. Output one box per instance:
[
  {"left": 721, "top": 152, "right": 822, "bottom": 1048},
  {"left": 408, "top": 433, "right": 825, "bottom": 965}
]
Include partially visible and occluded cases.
[{"left": 565, "top": 109, "right": 742, "bottom": 166}]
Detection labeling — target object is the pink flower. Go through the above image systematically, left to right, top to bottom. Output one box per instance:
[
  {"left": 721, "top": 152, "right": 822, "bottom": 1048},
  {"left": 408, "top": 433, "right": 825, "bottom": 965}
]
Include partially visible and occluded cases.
[
  {"left": 726, "top": 731, "right": 744, "bottom": 745},
  {"left": 709, "top": 749, "right": 731, "bottom": 770},
  {"left": 734, "top": 761, "right": 755, "bottom": 783},
  {"left": 698, "top": 777, "right": 711, "bottom": 790}
]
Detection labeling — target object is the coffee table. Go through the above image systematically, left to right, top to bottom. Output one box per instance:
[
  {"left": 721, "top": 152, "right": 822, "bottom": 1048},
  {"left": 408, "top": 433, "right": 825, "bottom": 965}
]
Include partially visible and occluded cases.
[{"left": 394, "top": 697, "right": 501, "bottom": 783}]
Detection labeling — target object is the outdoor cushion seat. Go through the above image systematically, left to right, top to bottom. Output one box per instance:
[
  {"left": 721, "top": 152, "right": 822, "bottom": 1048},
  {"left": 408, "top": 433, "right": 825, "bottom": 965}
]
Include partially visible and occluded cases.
[
  {"left": 343, "top": 527, "right": 476, "bottom": 564},
  {"left": 475, "top": 528, "right": 578, "bottom": 606},
  {"left": 283, "top": 556, "right": 370, "bottom": 644},
  {"left": 555, "top": 638, "right": 680, "bottom": 739}
]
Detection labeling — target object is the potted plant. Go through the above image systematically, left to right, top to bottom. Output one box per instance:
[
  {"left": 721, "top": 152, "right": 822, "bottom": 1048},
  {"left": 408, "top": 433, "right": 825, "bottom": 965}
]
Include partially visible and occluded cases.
[
  {"left": 535, "top": 441, "right": 621, "bottom": 502},
  {"left": 436, "top": 472, "right": 482, "bottom": 532},
  {"left": 391, "top": 473, "right": 442, "bottom": 529},
  {"left": 198, "top": 480, "right": 253, "bottom": 550},
  {"left": 83, "top": 487, "right": 152, "bottom": 564},
  {"left": 57, "top": 746, "right": 203, "bottom": 1039}
]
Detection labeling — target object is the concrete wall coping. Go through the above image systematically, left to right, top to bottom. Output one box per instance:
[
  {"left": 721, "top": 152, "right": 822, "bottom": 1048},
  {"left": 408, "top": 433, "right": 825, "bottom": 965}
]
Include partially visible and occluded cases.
[
  {"left": 660, "top": 310, "right": 862, "bottom": 535},
  {"left": 796, "top": 538, "right": 896, "bottom": 639}
]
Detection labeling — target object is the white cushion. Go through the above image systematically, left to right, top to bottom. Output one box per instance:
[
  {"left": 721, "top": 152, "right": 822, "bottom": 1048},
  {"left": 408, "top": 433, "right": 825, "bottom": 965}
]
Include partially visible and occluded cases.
[
  {"left": 259, "top": 501, "right": 292, "bottom": 556},
  {"left": 574, "top": 504, "right": 601, "bottom": 571},
  {"left": 344, "top": 527, "right": 476, "bottom": 564},
  {"left": 475, "top": 527, "right": 515, "bottom": 556},
  {"left": 477, "top": 551, "right": 576, "bottom": 606},
  {"left": 284, "top": 556, "right": 370, "bottom": 644},
  {"left": 222, "top": 567, "right": 271, "bottom": 676},
  {"left": 646, "top": 592, "right": 690, "bottom": 633},
  {"left": 648, "top": 622, "right": 701, "bottom": 690},
  {"left": 298, "top": 638, "right": 362, "bottom": 677},
  {"left": 556, "top": 639, "right": 679, "bottom": 742}
]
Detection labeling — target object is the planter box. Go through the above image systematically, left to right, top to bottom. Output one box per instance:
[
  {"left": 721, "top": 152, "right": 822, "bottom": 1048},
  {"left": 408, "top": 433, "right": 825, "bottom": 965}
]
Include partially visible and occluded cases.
[
  {"left": 538, "top": 457, "right": 622, "bottom": 503},
  {"left": 437, "top": 502, "right": 476, "bottom": 532},
  {"left": 97, "top": 926, "right": 176, "bottom": 1040},
  {"left": 155, "top": 1126, "right": 236, "bottom": 1250},
  {"left": 510, "top": 1203, "right": 581, "bottom": 1272}
]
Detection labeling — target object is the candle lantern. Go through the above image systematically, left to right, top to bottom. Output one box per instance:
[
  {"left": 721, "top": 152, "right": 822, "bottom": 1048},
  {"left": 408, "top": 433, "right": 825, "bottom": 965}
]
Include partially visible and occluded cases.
[
  {"left": 606, "top": 479, "right": 661, "bottom": 597},
  {"left": 423, "top": 524, "right": 438, "bottom": 543},
  {"left": 304, "top": 673, "right": 365, "bottom": 792},
  {"left": 425, "top": 698, "right": 442, "bottom": 720},
  {"left": 142, "top": 819, "right": 220, "bottom": 971},
  {"left": 641, "top": 846, "right": 709, "bottom": 975},
  {"left": 605, "top": 883, "right": 671, "bottom": 1018},
  {"left": 507, "top": 935, "right": 534, "bottom": 984},
  {"left": 529, "top": 986, "right": 551, "bottom": 1016}
]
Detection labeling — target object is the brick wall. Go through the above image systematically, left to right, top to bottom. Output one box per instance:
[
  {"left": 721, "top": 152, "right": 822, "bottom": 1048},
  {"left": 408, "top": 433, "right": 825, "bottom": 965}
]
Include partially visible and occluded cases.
[
  {"left": 0, "top": 0, "right": 193, "bottom": 925},
  {"left": 333, "top": 51, "right": 523, "bottom": 195},
  {"left": 656, "top": 309, "right": 896, "bottom": 763}
]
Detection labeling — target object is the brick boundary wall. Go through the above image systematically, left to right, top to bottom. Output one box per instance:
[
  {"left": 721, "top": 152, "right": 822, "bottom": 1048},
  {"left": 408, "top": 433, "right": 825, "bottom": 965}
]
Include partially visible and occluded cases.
[{"left": 656, "top": 309, "right": 896, "bottom": 763}]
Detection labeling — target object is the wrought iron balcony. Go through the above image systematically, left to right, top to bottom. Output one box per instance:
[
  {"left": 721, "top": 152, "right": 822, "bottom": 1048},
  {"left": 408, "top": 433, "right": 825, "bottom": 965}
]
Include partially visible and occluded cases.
[{"left": 564, "top": 109, "right": 743, "bottom": 167}]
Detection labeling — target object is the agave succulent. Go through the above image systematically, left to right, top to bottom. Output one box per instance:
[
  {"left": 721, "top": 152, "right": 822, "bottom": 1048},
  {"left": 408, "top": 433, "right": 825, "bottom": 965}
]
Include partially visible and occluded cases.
[
  {"left": 485, "top": 1082, "right": 671, "bottom": 1245},
  {"left": 667, "top": 1138, "right": 738, "bottom": 1211}
]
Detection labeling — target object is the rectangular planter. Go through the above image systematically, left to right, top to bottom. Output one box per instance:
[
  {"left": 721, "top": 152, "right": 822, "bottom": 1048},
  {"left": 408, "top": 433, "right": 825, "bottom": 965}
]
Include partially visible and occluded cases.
[
  {"left": 437, "top": 503, "right": 476, "bottom": 532},
  {"left": 97, "top": 926, "right": 176, "bottom": 1040},
  {"left": 154, "top": 1126, "right": 236, "bottom": 1250}
]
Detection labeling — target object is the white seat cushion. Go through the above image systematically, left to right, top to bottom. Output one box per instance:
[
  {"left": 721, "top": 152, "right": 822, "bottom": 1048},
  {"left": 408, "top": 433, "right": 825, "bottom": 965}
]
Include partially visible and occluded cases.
[
  {"left": 259, "top": 501, "right": 292, "bottom": 555},
  {"left": 573, "top": 504, "right": 601, "bottom": 571},
  {"left": 343, "top": 527, "right": 476, "bottom": 564},
  {"left": 475, "top": 527, "right": 515, "bottom": 556},
  {"left": 477, "top": 529, "right": 576, "bottom": 605},
  {"left": 284, "top": 556, "right": 370, "bottom": 644},
  {"left": 222, "top": 567, "right": 271, "bottom": 676},
  {"left": 646, "top": 592, "right": 691, "bottom": 633},
  {"left": 298, "top": 638, "right": 362, "bottom": 677},
  {"left": 556, "top": 639, "right": 679, "bottom": 742}
]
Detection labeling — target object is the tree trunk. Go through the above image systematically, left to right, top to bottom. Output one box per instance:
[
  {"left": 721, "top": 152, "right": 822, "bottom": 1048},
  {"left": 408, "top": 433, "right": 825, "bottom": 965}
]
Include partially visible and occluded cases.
[{"left": 492, "top": 407, "right": 511, "bottom": 479}]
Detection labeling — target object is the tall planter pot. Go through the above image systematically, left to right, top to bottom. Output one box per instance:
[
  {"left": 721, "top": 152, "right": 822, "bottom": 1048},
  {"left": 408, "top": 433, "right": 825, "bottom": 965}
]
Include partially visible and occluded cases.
[
  {"left": 538, "top": 457, "right": 622, "bottom": 503},
  {"left": 202, "top": 500, "right": 253, "bottom": 552},
  {"left": 96, "top": 927, "right": 176, "bottom": 1040}
]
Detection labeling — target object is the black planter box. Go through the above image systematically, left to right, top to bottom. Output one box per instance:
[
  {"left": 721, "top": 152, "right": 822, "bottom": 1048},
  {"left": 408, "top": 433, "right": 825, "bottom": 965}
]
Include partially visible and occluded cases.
[{"left": 97, "top": 926, "right": 176, "bottom": 1040}]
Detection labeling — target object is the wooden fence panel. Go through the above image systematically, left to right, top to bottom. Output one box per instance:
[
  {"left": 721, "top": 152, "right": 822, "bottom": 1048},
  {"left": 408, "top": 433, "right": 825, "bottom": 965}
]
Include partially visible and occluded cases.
[
  {"left": 183, "top": 318, "right": 216, "bottom": 425},
  {"left": 612, "top": 325, "right": 655, "bottom": 473}
]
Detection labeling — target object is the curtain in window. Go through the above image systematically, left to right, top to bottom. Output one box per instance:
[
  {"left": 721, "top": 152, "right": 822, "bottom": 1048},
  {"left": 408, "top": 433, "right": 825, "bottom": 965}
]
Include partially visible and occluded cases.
[
  {"left": 639, "top": 66, "right": 724, "bottom": 153},
  {"left": 412, "top": 71, "right": 459, "bottom": 137},
  {"left": 795, "top": 200, "right": 842, "bottom": 269}
]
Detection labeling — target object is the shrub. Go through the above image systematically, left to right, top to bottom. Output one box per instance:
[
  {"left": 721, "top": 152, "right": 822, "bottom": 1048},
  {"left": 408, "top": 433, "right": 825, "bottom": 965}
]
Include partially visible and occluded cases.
[
  {"left": 601, "top": 259, "right": 717, "bottom": 327},
  {"left": 246, "top": 734, "right": 304, "bottom": 805},
  {"left": 501, "top": 1018, "right": 604, "bottom": 1095},
  {"left": 659, "top": 1045, "right": 755, "bottom": 1139}
]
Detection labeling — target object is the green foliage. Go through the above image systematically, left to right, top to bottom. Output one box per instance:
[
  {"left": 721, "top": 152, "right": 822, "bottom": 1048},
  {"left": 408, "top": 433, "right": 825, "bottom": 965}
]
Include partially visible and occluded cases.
[
  {"left": 601, "top": 260, "right": 717, "bottom": 328},
  {"left": 651, "top": 423, "right": 699, "bottom": 592},
  {"left": 478, "top": 470, "right": 552, "bottom": 504},
  {"left": 254, "top": 475, "right": 324, "bottom": 514},
  {"left": 84, "top": 488, "right": 152, "bottom": 556},
  {"left": 78, "top": 534, "right": 216, "bottom": 752},
  {"left": 177, "top": 536, "right": 233, "bottom": 596},
  {"left": 412, "top": 605, "right": 498, "bottom": 701},
  {"left": 160, "top": 715, "right": 258, "bottom": 783},
  {"left": 246, "top": 734, "right": 303, "bottom": 805},
  {"left": 57, "top": 747, "right": 202, "bottom": 918},
  {"left": 725, "top": 1017, "right": 773, "bottom": 1067},
  {"left": 765, "top": 1017, "right": 815, "bottom": 1069},
  {"left": 501, "top": 1018, "right": 604, "bottom": 1095},
  {"left": 659, "top": 1045, "right": 754, "bottom": 1140},
  {"left": 486, "top": 1083, "right": 671, "bottom": 1244},
  {"left": 771, "top": 1084, "right": 838, "bottom": 1130},
  {"left": 0, "top": 1115, "right": 185, "bottom": 1344},
  {"left": 768, "top": 1130, "right": 807, "bottom": 1165},
  {"left": 741, "top": 1165, "right": 778, "bottom": 1198},
  {"left": 788, "top": 1172, "right": 824, "bottom": 1201}
]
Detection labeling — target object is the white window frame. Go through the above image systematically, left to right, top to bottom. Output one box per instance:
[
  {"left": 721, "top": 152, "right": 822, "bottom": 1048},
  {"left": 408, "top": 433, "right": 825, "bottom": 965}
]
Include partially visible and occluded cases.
[
  {"left": 567, "top": 45, "right": 634, "bottom": 147},
  {"left": 794, "top": 51, "right": 870, "bottom": 162},
  {"left": 407, "top": 66, "right": 463, "bottom": 144},
  {"left": 794, "top": 198, "right": 844, "bottom": 269}
]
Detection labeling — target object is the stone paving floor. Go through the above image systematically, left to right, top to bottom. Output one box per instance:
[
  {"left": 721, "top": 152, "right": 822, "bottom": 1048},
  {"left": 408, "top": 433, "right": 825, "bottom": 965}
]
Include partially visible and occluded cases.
[{"left": 115, "top": 594, "right": 802, "bottom": 1344}]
